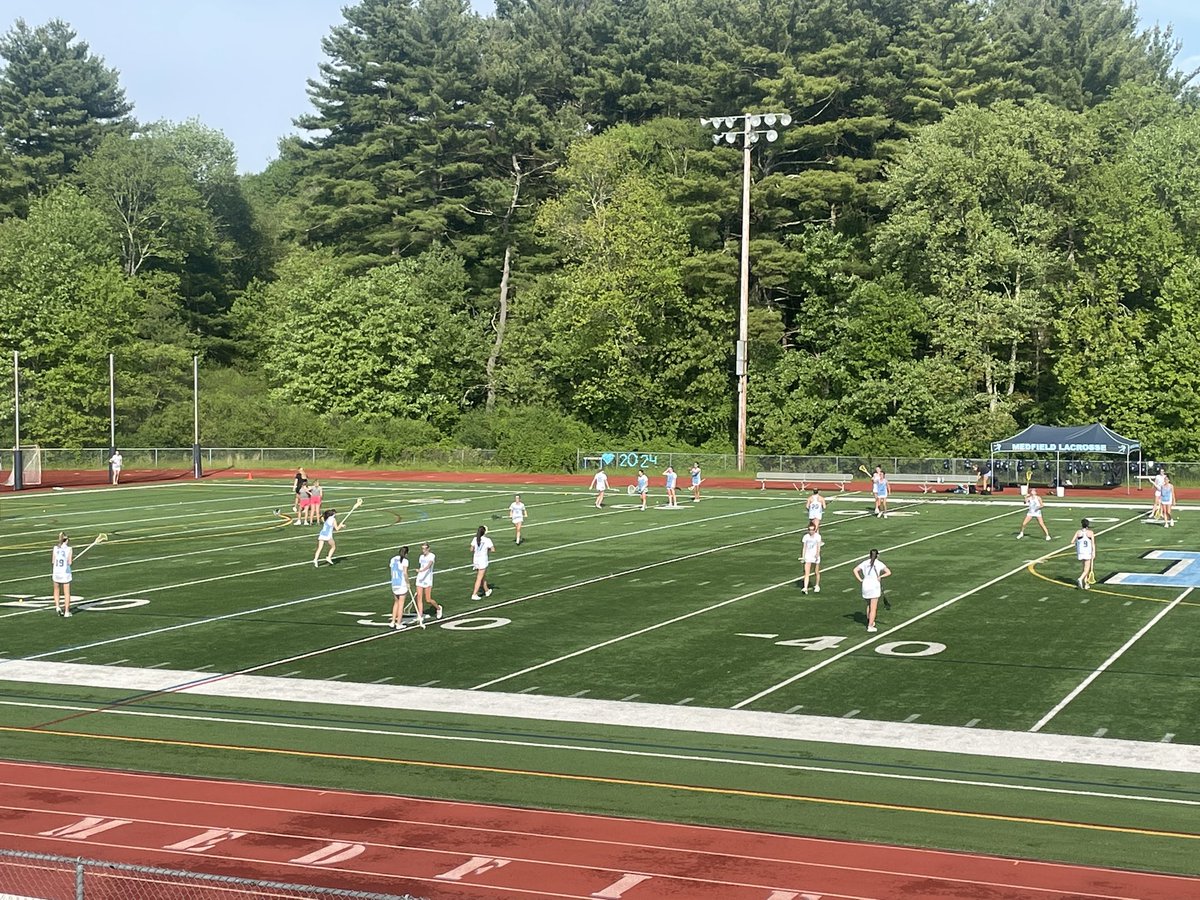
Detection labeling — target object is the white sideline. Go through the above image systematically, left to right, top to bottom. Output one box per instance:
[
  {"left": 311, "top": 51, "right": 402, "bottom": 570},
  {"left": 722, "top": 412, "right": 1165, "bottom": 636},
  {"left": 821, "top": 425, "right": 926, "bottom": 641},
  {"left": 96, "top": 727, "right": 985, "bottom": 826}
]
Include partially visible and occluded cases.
[{"left": 1, "top": 659, "right": 1196, "bottom": 774}]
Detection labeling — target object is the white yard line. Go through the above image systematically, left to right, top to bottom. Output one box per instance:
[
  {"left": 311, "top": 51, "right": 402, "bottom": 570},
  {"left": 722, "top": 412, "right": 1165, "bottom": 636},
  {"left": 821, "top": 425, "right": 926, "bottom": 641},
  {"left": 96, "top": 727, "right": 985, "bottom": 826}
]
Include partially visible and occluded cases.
[
  {"left": 0, "top": 496, "right": 585, "bottom": 587},
  {"left": 0, "top": 498, "right": 808, "bottom": 660},
  {"left": 474, "top": 506, "right": 1020, "bottom": 691},
  {"left": 732, "top": 513, "right": 1147, "bottom": 710},
  {"left": 1029, "top": 586, "right": 1194, "bottom": 733}
]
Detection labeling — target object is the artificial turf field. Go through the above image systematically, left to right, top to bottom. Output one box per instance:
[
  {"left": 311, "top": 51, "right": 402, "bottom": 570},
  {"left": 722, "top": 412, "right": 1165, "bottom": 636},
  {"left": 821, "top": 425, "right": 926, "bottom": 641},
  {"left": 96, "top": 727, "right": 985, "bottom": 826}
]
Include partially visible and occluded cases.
[{"left": 0, "top": 478, "right": 1197, "bottom": 879}]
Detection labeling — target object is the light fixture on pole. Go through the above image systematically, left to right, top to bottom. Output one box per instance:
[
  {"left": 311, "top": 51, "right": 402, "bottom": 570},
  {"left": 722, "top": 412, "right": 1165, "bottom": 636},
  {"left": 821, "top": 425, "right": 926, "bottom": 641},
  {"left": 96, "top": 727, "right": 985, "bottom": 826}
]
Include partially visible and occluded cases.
[{"left": 700, "top": 112, "right": 791, "bottom": 471}]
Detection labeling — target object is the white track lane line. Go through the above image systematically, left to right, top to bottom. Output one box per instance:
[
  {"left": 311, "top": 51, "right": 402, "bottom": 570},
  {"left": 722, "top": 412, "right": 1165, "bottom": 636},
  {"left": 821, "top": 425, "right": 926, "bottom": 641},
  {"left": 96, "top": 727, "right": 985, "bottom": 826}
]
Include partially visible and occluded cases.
[
  {"left": 474, "top": 506, "right": 1019, "bottom": 691},
  {"left": 732, "top": 513, "right": 1146, "bottom": 710},
  {"left": 1029, "top": 586, "right": 1194, "bottom": 733}
]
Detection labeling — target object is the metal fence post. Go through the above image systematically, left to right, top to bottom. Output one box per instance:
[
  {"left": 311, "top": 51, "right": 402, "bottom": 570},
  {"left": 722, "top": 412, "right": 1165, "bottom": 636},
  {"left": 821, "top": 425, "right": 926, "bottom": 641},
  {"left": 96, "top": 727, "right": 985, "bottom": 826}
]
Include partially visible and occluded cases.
[{"left": 76, "top": 858, "right": 84, "bottom": 899}]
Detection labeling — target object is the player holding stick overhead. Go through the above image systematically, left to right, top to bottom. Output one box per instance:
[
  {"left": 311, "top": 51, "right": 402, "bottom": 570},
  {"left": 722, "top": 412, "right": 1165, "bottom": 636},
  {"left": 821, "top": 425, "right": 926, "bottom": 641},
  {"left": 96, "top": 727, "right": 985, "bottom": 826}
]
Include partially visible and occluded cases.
[
  {"left": 690, "top": 461, "right": 702, "bottom": 502},
  {"left": 663, "top": 466, "right": 678, "bottom": 507},
  {"left": 872, "top": 466, "right": 889, "bottom": 518},
  {"left": 590, "top": 468, "right": 610, "bottom": 508},
  {"left": 1017, "top": 487, "right": 1052, "bottom": 541},
  {"left": 806, "top": 489, "right": 826, "bottom": 529},
  {"left": 509, "top": 494, "right": 527, "bottom": 544},
  {"left": 313, "top": 508, "right": 343, "bottom": 566},
  {"left": 1072, "top": 520, "right": 1096, "bottom": 590},
  {"left": 800, "top": 523, "right": 823, "bottom": 594},
  {"left": 470, "top": 525, "right": 495, "bottom": 600},
  {"left": 51, "top": 533, "right": 73, "bottom": 618},
  {"left": 414, "top": 542, "right": 442, "bottom": 626},
  {"left": 389, "top": 546, "right": 411, "bottom": 628},
  {"left": 854, "top": 549, "right": 891, "bottom": 633}
]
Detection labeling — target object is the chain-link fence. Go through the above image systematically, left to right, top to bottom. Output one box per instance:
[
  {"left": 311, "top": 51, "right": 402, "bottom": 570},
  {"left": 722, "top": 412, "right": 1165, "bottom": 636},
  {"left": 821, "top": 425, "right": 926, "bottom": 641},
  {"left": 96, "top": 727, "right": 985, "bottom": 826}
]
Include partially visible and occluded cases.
[{"left": 0, "top": 848, "right": 424, "bottom": 899}]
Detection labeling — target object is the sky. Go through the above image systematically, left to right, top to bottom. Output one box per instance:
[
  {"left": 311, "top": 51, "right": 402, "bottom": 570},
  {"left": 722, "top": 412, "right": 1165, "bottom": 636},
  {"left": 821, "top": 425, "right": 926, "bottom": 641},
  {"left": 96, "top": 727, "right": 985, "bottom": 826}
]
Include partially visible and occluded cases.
[{"left": 0, "top": 0, "right": 1195, "bottom": 175}]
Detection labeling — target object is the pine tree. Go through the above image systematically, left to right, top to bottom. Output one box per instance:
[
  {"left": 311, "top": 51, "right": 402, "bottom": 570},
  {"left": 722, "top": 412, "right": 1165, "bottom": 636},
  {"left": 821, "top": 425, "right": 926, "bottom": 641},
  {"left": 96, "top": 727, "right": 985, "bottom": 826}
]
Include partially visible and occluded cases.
[
  {"left": 293, "top": 0, "right": 488, "bottom": 267},
  {"left": 0, "top": 19, "right": 132, "bottom": 217}
]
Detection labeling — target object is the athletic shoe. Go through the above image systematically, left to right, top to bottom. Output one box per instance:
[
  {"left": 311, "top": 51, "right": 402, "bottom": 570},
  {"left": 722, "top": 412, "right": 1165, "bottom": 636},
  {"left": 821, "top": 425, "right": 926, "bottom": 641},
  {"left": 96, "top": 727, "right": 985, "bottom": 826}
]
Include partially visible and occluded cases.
[
  {"left": 883, "top": 513, "right": 889, "bottom": 518},
  {"left": 1016, "top": 533, "right": 1024, "bottom": 539},
  {"left": 1045, "top": 535, "right": 1052, "bottom": 541},
  {"left": 313, "top": 560, "right": 319, "bottom": 567},
  {"left": 1076, "top": 577, "right": 1084, "bottom": 589},
  {"left": 814, "top": 585, "right": 820, "bottom": 593},
  {"left": 801, "top": 587, "right": 808, "bottom": 594},
  {"left": 485, "top": 588, "right": 493, "bottom": 597},
  {"left": 471, "top": 594, "right": 480, "bottom": 601},
  {"left": 436, "top": 606, "right": 443, "bottom": 619},
  {"left": 56, "top": 608, "right": 63, "bottom": 617},
  {"left": 63, "top": 610, "right": 72, "bottom": 617},
  {"left": 417, "top": 617, "right": 425, "bottom": 629},
  {"left": 867, "top": 624, "right": 877, "bottom": 633}
]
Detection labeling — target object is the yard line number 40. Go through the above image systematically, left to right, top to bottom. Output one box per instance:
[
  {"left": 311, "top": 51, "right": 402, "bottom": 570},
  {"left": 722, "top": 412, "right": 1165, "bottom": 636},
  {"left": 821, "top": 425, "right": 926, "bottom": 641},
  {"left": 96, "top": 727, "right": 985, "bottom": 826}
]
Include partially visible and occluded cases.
[{"left": 739, "top": 633, "right": 946, "bottom": 656}]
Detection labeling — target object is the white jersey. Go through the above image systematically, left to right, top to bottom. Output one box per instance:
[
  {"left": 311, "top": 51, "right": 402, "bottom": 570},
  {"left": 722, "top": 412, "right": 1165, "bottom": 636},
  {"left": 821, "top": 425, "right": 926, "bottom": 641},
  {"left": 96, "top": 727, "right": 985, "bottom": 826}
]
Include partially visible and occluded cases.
[
  {"left": 109, "top": 453, "right": 123, "bottom": 470},
  {"left": 591, "top": 471, "right": 609, "bottom": 491},
  {"left": 1152, "top": 472, "right": 1166, "bottom": 497},
  {"left": 636, "top": 474, "right": 648, "bottom": 494},
  {"left": 1026, "top": 494, "right": 1043, "bottom": 517},
  {"left": 806, "top": 498, "right": 825, "bottom": 520},
  {"left": 509, "top": 502, "right": 526, "bottom": 523},
  {"left": 1074, "top": 530, "right": 1095, "bottom": 561},
  {"left": 801, "top": 532, "right": 824, "bottom": 564},
  {"left": 471, "top": 536, "right": 495, "bottom": 570},
  {"left": 52, "top": 545, "right": 73, "bottom": 584},
  {"left": 416, "top": 551, "right": 435, "bottom": 588},
  {"left": 389, "top": 555, "right": 409, "bottom": 592},
  {"left": 855, "top": 558, "right": 887, "bottom": 599}
]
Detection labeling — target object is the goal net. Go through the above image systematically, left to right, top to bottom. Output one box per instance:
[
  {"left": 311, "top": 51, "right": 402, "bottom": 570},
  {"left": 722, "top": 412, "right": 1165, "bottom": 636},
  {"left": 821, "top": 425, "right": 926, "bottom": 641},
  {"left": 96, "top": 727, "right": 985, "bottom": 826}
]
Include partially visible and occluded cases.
[{"left": 3, "top": 445, "right": 40, "bottom": 487}]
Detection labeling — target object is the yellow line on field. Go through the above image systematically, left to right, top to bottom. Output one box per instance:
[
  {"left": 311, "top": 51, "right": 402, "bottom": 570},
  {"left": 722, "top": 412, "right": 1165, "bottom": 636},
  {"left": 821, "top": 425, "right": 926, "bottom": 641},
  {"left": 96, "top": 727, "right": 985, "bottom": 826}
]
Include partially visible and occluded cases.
[
  {"left": 1027, "top": 558, "right": 1200, "bottom": 608},
  {"left": 0, "top": 725, "right": 1195, "bottom": 842}
]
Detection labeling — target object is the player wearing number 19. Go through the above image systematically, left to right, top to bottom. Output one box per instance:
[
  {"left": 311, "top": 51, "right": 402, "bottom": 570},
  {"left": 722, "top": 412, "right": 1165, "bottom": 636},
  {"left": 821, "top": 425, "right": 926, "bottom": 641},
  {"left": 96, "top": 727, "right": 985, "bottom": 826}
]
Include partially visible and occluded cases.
[{"left": 51, "top": 533, "right": 73, "bottom": 618}]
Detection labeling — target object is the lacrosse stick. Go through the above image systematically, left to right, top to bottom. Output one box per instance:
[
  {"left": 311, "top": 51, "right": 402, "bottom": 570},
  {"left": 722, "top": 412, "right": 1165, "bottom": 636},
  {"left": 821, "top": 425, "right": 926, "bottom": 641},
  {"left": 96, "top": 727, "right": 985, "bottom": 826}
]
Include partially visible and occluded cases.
[
  {"left": 340, "top": 498, "right": 364, "bottom": 524},
  {"left": 74, "top": 533, "right": 109, "bottom": 561}
]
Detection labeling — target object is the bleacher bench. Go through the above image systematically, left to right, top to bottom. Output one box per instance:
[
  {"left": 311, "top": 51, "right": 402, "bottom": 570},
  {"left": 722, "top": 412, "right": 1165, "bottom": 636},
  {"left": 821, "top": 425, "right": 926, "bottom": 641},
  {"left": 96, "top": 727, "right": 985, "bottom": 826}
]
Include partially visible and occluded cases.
[
  {"left": 755, "top": 472, "right": 851, "bottom": 491},
  {"left": 756, "top": 472, "right": 984, "bottom": 493}
]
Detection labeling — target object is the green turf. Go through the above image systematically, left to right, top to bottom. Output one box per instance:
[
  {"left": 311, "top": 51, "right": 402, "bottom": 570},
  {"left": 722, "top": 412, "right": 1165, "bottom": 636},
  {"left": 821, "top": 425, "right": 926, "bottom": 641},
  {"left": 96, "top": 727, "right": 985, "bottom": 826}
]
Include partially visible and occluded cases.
[{"left": 1, "top": 480, "right": 1198, "bottom": 876}]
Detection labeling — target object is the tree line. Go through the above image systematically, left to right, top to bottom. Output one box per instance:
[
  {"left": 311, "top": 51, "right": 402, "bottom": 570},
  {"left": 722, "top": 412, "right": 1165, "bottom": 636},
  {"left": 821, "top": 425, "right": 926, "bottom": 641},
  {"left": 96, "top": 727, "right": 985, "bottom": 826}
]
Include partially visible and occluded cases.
[{"left": 2, "top": 0, "right": 1198, "bottom": 469}]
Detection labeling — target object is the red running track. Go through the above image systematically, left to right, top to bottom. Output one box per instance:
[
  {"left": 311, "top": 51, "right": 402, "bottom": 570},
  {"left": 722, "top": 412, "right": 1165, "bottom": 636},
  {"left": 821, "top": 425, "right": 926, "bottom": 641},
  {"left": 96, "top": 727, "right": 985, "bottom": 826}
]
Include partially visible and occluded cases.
[{"left": 0, "top": 761, "right": 1196, "bottom": 899}]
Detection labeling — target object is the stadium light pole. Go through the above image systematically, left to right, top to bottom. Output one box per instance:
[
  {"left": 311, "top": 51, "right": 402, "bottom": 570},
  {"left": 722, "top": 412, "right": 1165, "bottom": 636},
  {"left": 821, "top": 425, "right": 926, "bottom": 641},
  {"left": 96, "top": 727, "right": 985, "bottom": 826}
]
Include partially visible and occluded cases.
[
  {"left": 700, "top": 112, "right": 791, "bottom": 471},
  {"left": 11, "top": 351, "right": 21, "bottom": 491},
  {"left": 108, "top": 353, "right": 116, "bottom": 484},
  {"left": 192, "top": 355, "right": 202, "bottom": 479}
]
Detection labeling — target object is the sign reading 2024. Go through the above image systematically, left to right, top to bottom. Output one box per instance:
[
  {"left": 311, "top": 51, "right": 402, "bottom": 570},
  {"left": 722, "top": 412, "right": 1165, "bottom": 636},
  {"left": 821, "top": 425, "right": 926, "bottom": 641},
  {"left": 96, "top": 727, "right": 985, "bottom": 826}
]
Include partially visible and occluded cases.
[{"left": 599, "top": 451, "right": 659, "bottom": 469}]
